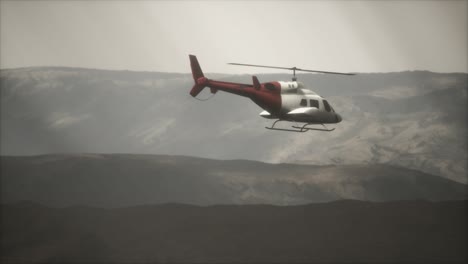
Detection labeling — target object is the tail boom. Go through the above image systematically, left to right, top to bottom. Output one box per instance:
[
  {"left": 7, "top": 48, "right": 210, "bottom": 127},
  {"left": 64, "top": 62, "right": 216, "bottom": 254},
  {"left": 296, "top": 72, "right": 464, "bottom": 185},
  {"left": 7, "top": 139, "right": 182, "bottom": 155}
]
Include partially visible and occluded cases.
[{"left": 187, "top": 55, "right": 281, "bottom": 114}]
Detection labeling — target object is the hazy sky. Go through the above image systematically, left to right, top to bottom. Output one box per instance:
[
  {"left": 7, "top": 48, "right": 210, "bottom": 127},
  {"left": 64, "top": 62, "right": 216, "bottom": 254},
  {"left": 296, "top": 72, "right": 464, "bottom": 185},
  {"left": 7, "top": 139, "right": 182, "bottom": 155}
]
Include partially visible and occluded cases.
[{"left": 1, "top": 0, "right": 466, "bottom": 74}]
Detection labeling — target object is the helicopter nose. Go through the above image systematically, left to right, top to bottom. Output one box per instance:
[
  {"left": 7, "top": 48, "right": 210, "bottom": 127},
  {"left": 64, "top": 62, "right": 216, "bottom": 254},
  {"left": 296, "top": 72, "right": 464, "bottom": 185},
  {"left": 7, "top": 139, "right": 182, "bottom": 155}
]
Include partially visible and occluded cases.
[{"left": 335, "top": 113, "right": 342, "bottom": 123}]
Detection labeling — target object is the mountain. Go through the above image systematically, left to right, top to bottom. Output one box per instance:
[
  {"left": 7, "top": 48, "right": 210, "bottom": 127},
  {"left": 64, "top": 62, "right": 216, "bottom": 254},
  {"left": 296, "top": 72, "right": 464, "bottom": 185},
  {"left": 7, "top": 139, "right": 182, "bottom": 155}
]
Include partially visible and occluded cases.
[
  {"left": 1, "top": 67, "right": 467, "bottom": 183},
  {"left": 1, "top": 154, "right": 466, "bottom": 207},
  {"left": 2, "top": 200, "right": 466, "bottom": 263}
]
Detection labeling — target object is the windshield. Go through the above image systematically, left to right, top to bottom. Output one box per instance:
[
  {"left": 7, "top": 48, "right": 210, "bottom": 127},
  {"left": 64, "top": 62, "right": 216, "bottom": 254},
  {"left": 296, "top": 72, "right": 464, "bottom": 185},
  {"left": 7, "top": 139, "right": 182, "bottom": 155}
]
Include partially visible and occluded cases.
[{"left": 323, "top": 100, "right": 332, "bottom": 112}]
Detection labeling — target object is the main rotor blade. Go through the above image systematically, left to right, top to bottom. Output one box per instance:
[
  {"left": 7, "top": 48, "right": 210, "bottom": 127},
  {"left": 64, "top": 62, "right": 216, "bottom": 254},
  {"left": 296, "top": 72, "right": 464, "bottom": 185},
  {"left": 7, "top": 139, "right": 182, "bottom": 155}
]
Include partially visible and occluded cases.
[
  {"left": 228, "top": 63, "right": 355, "bottom": 76},
  {"left": 228, "top": 63, "right": 293, "bottom": 71},
  {"left": 295, "top": 68, "right": 355, "bottom": 76}
]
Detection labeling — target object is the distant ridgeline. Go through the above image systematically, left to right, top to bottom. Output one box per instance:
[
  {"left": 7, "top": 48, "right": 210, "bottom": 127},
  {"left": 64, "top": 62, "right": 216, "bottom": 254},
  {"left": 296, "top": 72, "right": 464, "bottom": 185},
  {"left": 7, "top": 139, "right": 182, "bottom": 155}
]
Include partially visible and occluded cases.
[
  {"left": 0, "top": 68, "right": 467, "bottom": 183},
  {"left": 1, "top": 154, "right": 466, "bottom": 207}
]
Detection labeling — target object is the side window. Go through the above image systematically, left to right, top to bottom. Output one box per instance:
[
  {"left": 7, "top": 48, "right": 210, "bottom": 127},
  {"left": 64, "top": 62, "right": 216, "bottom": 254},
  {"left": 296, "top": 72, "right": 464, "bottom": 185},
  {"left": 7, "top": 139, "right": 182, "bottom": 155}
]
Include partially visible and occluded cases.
[
  {"left": 300, "top": 99, "right": 307, "bottom": 107},
  {"left": 309, "top": 99, "right": 319, "bottom": 108},
  {"left": 323, "top": 100, "right": 331, "bottom": 112}
]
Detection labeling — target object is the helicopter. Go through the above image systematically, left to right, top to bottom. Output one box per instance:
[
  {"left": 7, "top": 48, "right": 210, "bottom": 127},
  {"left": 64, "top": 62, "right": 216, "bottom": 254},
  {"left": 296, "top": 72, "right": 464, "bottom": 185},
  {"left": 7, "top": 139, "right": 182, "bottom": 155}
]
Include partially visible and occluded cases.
[{"left": 188, "top": 55, "right": 354, "bottom": 132}]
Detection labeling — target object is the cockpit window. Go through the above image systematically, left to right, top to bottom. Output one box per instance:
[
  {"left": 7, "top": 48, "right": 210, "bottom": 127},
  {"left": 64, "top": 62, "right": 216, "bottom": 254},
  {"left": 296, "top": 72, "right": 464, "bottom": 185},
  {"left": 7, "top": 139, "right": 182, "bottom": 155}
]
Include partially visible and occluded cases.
[
  {"left": 300, "top": 99, "right": 307, "bottom": 107},
  {"left": 309, "top": 99, "right": 319, "bottom": 108},
  {"left": 323, "top": 100, "right": 332, "bottom": 112}
]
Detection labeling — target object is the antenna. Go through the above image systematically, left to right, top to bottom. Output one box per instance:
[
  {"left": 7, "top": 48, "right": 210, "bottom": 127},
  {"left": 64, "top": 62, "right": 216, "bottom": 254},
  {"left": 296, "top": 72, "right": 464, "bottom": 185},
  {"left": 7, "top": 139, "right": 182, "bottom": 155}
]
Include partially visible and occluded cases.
[{"left": 228, "top": 63, "right": 355, "bottom": 81}]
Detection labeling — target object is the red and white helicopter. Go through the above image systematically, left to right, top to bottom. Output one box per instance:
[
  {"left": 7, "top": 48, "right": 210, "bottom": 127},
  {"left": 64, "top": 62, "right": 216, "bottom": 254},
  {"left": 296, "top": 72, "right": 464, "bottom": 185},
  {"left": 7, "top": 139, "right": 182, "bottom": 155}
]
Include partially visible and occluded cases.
[{"left": 188, "top": 55, "right": 354, "bottom": 132}]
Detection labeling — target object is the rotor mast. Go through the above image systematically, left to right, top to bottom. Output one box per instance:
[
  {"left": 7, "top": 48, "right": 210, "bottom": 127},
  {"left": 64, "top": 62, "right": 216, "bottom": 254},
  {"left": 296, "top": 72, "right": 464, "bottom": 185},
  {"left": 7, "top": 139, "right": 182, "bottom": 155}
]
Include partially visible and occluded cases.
[{"left": 292, "top": 67, "right": 297, "bottom": 81}]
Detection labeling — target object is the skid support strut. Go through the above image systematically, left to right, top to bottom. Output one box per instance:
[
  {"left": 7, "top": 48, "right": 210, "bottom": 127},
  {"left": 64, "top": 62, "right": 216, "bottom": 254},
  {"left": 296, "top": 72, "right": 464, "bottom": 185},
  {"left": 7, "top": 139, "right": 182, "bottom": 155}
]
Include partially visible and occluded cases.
[{"left": 266, "top": 120, "right": 335, "bottom": 132}]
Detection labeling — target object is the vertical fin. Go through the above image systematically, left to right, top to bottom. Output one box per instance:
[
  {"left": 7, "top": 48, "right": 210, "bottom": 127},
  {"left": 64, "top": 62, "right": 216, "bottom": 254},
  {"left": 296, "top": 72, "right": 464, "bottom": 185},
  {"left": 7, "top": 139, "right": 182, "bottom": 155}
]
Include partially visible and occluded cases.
[
  {"left": 189, "top": 54, "right": 204, "bottom": 81},
  {"left": 189, "top": 55, "right": 207, "bottom": 97},
  {"left": 252, "top": 76, "right": 261, "bottom": 90}
]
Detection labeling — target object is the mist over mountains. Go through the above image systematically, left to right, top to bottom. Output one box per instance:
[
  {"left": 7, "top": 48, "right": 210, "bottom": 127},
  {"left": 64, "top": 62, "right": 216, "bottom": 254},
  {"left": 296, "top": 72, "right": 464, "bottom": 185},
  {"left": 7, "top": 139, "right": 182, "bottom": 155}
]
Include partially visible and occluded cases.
[{"left": 0, "top": 67, "right": 467, "bottom": 183}]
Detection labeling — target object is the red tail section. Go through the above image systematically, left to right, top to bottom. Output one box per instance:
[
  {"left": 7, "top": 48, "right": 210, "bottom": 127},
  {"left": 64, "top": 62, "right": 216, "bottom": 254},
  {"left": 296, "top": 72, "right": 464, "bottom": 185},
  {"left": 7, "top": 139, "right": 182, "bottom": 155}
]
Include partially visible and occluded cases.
[
  {"left": 189, "top": 55, "right": 206, "bottom": 97},
  {"left": 252, "top": 76, "right": 261, "bottom": 90}
]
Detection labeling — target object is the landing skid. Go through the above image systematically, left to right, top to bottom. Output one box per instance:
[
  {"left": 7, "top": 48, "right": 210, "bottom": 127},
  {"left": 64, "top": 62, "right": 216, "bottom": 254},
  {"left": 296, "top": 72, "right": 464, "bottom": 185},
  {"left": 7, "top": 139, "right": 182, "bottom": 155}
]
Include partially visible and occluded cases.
[{"left": 265, "top": 120, "right": 335, "bottom": 132}]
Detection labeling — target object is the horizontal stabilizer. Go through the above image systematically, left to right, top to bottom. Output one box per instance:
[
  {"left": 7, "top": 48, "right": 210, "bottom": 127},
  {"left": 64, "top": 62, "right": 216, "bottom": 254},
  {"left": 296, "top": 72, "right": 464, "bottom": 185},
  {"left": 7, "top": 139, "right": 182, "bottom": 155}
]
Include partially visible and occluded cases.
[{"left": 259, "top": 110, "right": 276, "bottom": 119}]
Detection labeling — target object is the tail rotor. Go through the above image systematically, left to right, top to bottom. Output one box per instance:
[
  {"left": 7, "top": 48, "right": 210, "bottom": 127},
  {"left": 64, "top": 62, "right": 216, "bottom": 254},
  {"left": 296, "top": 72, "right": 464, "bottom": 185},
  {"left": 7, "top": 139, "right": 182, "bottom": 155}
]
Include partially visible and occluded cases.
[{"left": 189, "top": 55, "right": 208, "bottom": 97}]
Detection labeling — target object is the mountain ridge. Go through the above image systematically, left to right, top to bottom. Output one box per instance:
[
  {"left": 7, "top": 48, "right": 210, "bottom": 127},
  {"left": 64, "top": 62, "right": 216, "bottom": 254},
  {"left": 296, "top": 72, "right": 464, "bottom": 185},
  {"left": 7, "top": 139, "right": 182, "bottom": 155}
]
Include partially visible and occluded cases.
[
  {"left": 2, "top": 65, "right": 467, "bottom": 75},
  {"left": 1, "top": 67, "right": 466, "bottom": 183},
  {"left": 1, "top": 154, "right": 466, "bottom": 208}
]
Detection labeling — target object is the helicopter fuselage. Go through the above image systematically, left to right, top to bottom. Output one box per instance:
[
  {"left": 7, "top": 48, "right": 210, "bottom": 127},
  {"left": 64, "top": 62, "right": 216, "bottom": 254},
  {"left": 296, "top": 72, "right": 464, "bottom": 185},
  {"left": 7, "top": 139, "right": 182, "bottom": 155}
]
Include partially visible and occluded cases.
[{"left": 195, "top": 77, "right": 341, "bottom": 124}]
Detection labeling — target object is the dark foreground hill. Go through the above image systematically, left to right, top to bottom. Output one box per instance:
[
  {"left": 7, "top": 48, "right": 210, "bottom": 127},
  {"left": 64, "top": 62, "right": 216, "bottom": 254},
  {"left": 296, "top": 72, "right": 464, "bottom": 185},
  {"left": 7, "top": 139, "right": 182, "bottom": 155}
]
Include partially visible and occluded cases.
[
  {"left": 1, "top": 154, "right": 467, "bottom": 207},
  {"left": 1, "top": 200, "right": 466, "bottom": 263}
]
